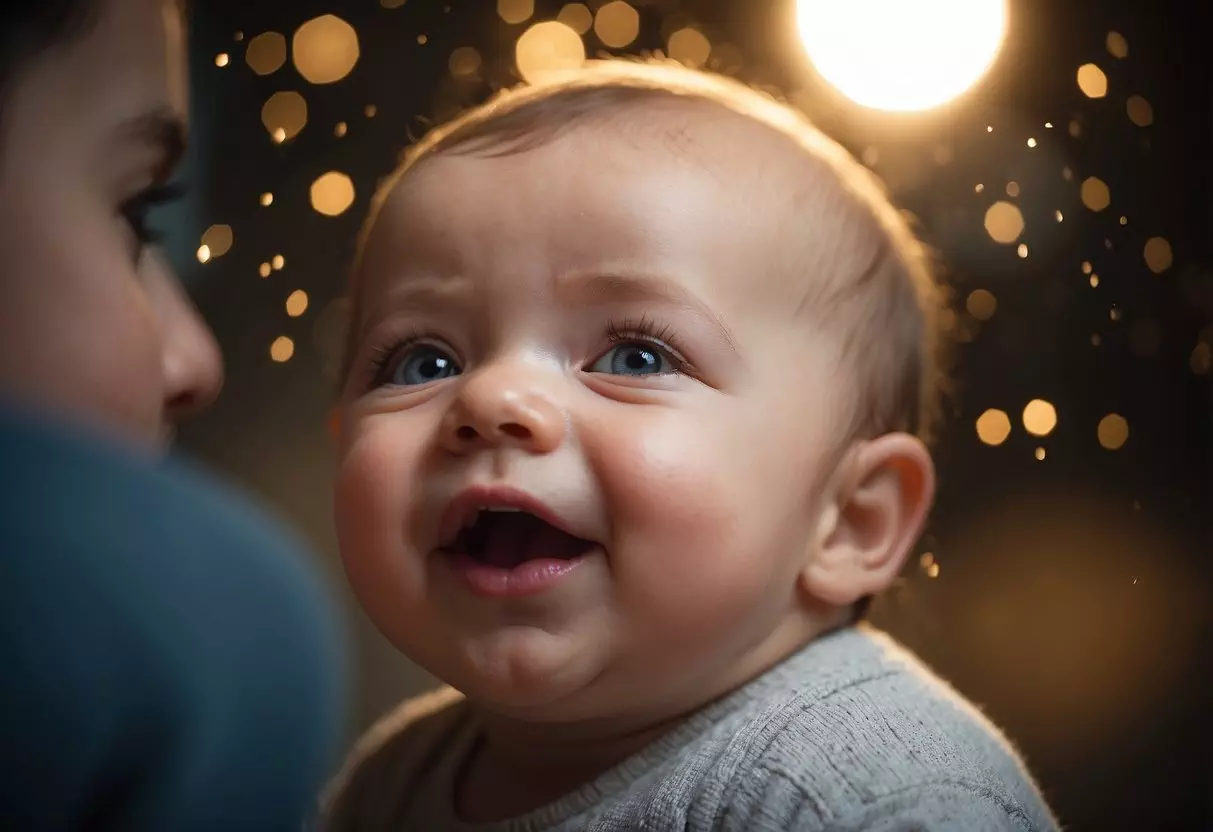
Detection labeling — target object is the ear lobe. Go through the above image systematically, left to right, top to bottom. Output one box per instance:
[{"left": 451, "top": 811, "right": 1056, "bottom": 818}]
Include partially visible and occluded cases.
[{"left": 801, "top": 434, "right": 935, "bottom": 607}]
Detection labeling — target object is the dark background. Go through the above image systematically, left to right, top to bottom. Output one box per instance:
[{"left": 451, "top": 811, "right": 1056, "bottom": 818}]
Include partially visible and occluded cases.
[{"left": 172, "top": 1, "right": 1213, "bottom": 829}]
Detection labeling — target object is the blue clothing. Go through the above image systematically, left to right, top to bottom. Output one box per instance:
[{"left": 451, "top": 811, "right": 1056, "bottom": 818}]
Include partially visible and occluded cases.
[{"left": 0, "top": 403, "right": 345, "bottom": 830}]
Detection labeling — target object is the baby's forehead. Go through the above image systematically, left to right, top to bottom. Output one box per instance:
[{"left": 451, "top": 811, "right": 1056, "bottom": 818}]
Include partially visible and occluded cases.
[{"left": 362, "top": 97, "right": 881, "bottom": 312}]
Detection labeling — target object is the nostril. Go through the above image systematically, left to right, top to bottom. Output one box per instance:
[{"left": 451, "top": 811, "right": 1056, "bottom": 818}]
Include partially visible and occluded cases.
[
  {"left": 499, "top": 422, "right": 531, "bottom": 440},
  {"left": 455, "top": 425, "right": 479, "bottom": 442}
]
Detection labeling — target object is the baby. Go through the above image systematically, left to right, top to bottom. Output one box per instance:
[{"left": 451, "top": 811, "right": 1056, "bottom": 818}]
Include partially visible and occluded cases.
[{"left": 322, "top": 61, "right": 1058, "bottom": 831}]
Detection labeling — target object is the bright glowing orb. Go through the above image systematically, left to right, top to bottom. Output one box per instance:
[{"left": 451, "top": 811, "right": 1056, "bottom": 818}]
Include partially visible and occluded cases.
[{"left": 796, "top": 0, "right": 1008, "bottom": 112}]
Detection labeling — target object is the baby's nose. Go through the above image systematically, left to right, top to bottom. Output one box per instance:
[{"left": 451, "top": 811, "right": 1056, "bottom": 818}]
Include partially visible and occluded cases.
[{"left": 439, "top": 363, "right": 566, "bottom": 455}]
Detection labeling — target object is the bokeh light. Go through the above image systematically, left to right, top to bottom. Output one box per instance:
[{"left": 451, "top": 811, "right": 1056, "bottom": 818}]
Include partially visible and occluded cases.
[
  {"left": 380, "top": 0, "right": 407, "bottom": 7},
  {"left": 497, "top": 0, "right": 534, "bottom": 25},
  {"left": 795, "top": 0, "right": 1008, "bottom": 112},
  {"left": 595, "top": 1, "right": 641, "bottom": 49},
  {"left": 557, "top": 3, "right": 594, "bottom": 35},
  {"left": 292, "top": 15, "right": 360, "bottom": 85},
  {"left": 516, "top": 21, "right": 586, "bottom": 83},
  {"left": 668, "top": 27, "right": 712, "bottom": 68},
  {"left": 246, "top": 31, "right": 287, "bottom": 76},
  {"left": 1106, "top": 31, "right": 1129, "bottom": 58},
  {"left": 449, "top": 46, "right": 483, "bottom": 77},
  {"left": 215, "top": 53, "right": 230, "bottom": 67},
  {"left": 1077, "top": 63, "right": 1108, "bottom": 98},
  {"left": 261, "top": 91, "right": 308, "bottom": 141},
  {"left": 1126, "top": 95, "right": 1154, "bottom": 127},
  {"left": 335, "top": 121, "right": 348, "bottom": 137},
  {"left": 310, "top": 172, "right": 357, "bottom": 217},
  {"left": 1081, "top": 176, "right": 1111, "bottom": 211},
  {"left": 1006, "top": 181, "right": 1020, "bottom": 197},
  {"left": 260, "top": 192, "right": 274, "bottom": 207},
  {"left": 984, "top": 201, "right": 1024, "bottom": 244},
  {"left": 200, "top": 224, "right": 233, "bottom": 259},
  {"left": 1143, "top": 237, "right": 1173, "bottom": 274},
  {"left": 1017, "top": 243, "right": 1029, "bottom": 258},
  {"left": 196, "top": 245, "right": 211, "bottom": 264},
  {"left": 272, "top": 254, "right": 286, "bottom": 271},
  {"left": 259, "top": 262, "right": 272, "bottom": 278},
  {"left": 967, "top": 289, "right": 998, "bottom": 320},
  {"left": 286, "top": 290, "right": 310, "bottom": 318},
  {"left": 270, "top": 336, "right": 295, "bottom": 363},
  {"left": 1191, "top": 342, "right": 1212, "bottom": 375},
  {"left": 1023, "top": 399, "right": 1058, "bottom": 437},
  {"left": 976, "top": 409, "right": 1012, "bottom": 446},
  {"left": 1097, "top": 414, "right": 1129, "bottom": 450}
]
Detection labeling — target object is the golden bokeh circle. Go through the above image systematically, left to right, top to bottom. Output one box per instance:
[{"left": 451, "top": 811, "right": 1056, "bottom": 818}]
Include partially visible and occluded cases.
[
  {"left": 498, "top": 0, "right": 535, "bottom": 24},
  {"left": 595, "top": 1, "right": 640, "bottom": 49},
  {"left": 557, "top": 3, "right": 594, "bottom": 35},
  {"left": 293, "top": 15, "right": 360, "bottom": 85},
  {"left": 516, "top": 21, "right": 586, "bottom": 84},
  {"left": 668, "top": 27, "right": 711, "bottom": 68},
  {"left": 1106, "top": 31, "right": 1128, "bottom": 59},
  {"left": 246, "top": 32, "right": 287, "bottom": 76},
  {"left": 449, "top": 46, "right": 483, "bottom": 78},
  {"left": 1076, "top": 63, "right": 1107, "bottom": 98},
  {"left": 261, "top": 91, "right": 308, "bottom": 141},
  {"left": 1126, "top": 95, "right": 1153, "bottom": 127},
  {"left": 310, "top": 172, "right": 357, "bottom": 217},
  {"left": 1081, "top": 177, "right": 1111, "bottom": 211},
  {"left": 984, "top": 201, "right": 1024, "bottom": 244},
  {"left": 200, "top": 224, "right": 233, "bottom": 258},
  {"left": 1143, "top": 237, "right": 1173, "bottom": 274},
  {"left": 966, "top": 289, "right": 998, "bottom": 321},
  {"left": 286, "top": 290, "right": 310, "bottom": 318},
  {"left": 270, "top": 336, "right": 295, "bottom": 363},
  {"left": 1022, "top": 399, "right": 1058, "bottom": 437},
  {"left": 976, "top": 409, "right": 1012, "bottom": 446},
  {"left": 1097, "top": 414, "right": 1129, "bottom": 450}
]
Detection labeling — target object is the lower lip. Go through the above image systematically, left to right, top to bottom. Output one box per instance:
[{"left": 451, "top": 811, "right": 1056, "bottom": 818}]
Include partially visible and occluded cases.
[{"left": 443, "top": 551, "right": 590, "bottom": 598}]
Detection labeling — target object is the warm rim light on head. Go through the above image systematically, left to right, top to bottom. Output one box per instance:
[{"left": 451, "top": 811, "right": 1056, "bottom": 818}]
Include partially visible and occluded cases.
[{"left": 796, "top": 0, "right": 1008, "bottom": 112}]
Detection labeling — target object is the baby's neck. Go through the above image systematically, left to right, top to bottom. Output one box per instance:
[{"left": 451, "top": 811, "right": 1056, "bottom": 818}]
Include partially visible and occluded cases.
[{"left": 454, "top": 605, "right": 851, "bottom": 822}]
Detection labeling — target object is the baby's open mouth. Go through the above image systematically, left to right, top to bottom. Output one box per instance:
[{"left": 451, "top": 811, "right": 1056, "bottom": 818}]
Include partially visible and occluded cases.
[{"left": 446, "top": 508, "right": 596, "bottom": 569}]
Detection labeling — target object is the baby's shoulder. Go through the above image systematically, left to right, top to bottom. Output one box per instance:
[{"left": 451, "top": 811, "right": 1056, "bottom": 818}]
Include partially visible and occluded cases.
[
  {"left": 712, "top": 653, "right": 1057, "bottom": 830},
  {"left": 317, "top": 686, "right": 467, "bottom": 831}
]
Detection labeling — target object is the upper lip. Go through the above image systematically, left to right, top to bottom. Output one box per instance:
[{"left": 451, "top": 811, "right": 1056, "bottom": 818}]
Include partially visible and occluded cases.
[{"left": 437, "top": 485, "right": 582, "bottom": 549}]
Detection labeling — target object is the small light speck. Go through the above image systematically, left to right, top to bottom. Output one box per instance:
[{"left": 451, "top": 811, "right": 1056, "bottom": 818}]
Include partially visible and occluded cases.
[
  {"left": 234, "top": 31, "right": 244, "bottom": 42},
  {"left": 417, "top": 34, "right": 428, "bottom": 44},
  {"left": 215, "top": 53, "right": 230, "bottom": 67},
  {"left": 364, "top": 104, "right": 377, "bottom": 118},
  {"left": 334, "top": 121, "right": 348, "bottom": 137},
  {"left": 1045, "top": 121, "right": 1054, "bottom": 128},
  {"left": 986, "top": 126, "right": 993, "bottom": 133},
  {"left": 271, "top": 127, "right": 286, "bottom": 144},
  {"left": 1027, "top": 137, "right": 1037, "bottom": 148},
  {"left": 1006, "top": 181, "right": 1020, "bottom": 197},
  {"left": 975, "top": 183, "right": 984, "bottom": 193},
  {"left": 260, "top": 192, "right": 273, "bottom": 207},
  {"left": 1055, "top": 209, "right": 1064, "bottom": 222},
  {"left": 1120, "top": 216, "right": 1128, "bottom": 226},
  {"left": 1017, "top": 243, "right": 1029, "bottom": 258},
  {"left": 196, "top": 245, "right": 211, "bottom": 264},
  {"left": 272, "top": 254, "right": 285, "bottom": 271},
  {"left": 1082, "top": 261, "right": 1093, "bottom": 274},
  {"left": 259, "top": 262, "right": 272, "bottom": 278},
  {"left": 1090, "top": 275, "right": 1100, "bottom": 287},
  {"left": 1110, "top": 308, "right": 1122, "bottom": 321},
  {"left": 1092, "top": 334, "right": 1102, "bottom": 346},
  {"left": 1035, "top": 447, "right": 1046, "bottom": 460},
  {"left": 926, "top": 563, "right": 940, "bottom": 578},
  {"left": 1132, "top": 577, "right": 1138, "bottom": 585}
]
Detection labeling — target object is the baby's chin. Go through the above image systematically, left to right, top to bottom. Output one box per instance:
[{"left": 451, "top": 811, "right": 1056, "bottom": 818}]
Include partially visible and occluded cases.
[{"left": 435, "top": 625, "right": 612, "bottom": 719}]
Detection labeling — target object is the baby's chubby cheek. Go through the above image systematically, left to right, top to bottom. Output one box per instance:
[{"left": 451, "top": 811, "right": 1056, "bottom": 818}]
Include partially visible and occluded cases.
[
  {"left": 584, "top": 406, "right": 808, "bottom": 628},
  {"left": 333, "top": 417, "right": 431, "bottom": 619}
]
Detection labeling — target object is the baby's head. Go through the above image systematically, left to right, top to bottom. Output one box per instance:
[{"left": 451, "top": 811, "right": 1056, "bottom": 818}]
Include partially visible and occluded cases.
[{"left": 335, "top": 61, "right": 940, "bottom": 727}]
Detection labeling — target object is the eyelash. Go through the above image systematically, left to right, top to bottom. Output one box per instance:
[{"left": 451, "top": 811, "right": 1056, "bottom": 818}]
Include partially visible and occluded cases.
[
  {"left": 120, "top": 182, "right": 186, "bottom": 248},
  {"left": 363, "top": 315, "right": 693, "bottom": 389}
]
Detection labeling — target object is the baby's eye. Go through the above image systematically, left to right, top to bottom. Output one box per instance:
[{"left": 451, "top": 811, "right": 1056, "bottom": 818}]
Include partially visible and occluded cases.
[
  {"left": 587, "top": 342, "right": 676, "bottom": 376},
  {"left": 386, "top": 344, "right": 462, "bottom": 387}
]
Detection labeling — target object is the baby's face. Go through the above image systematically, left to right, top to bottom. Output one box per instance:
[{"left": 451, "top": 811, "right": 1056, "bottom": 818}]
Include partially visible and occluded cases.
[{"left": 337, "top": 108, "right": 860, "bottom": 723}]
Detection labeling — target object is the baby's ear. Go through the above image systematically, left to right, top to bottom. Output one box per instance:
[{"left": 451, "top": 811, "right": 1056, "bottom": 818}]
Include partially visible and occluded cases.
[{"left": 801, "top": 434, "right": 935, "bottom": 606}]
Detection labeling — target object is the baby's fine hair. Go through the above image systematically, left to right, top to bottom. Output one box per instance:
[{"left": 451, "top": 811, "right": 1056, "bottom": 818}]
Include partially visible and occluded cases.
[{"left": 346, "top": 60, "right": 944, "bottom": 442}]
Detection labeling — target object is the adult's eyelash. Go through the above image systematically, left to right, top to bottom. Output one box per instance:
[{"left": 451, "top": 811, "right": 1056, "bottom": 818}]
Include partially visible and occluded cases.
[
  {"left": 121, "top": 182, "right": 186, "bottom": 245},
  {"left": 604, "top": 315, "right": 695, "bottom": 374}
]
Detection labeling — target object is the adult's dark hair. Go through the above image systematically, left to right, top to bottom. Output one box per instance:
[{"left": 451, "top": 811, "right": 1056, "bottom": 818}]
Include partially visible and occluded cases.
[{"left": 0, "top": 1, "right": 97, "bottom": 118}]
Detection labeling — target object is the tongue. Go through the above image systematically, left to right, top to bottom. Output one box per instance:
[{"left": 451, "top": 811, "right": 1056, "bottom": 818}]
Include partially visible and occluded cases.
[{"left": 480, "top": 513, "right": 586, "bottom": 569}]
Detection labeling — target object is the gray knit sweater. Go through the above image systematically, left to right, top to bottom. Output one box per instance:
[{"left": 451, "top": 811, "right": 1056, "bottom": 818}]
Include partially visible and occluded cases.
[{"left": 321, "top": 626, "right": 1058, "bottom": 831}]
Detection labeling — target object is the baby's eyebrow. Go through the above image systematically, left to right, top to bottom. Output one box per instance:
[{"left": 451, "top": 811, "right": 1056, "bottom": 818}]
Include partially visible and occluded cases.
[{"left": 560, "top": 272, "right": 740, "bottom": 354}]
